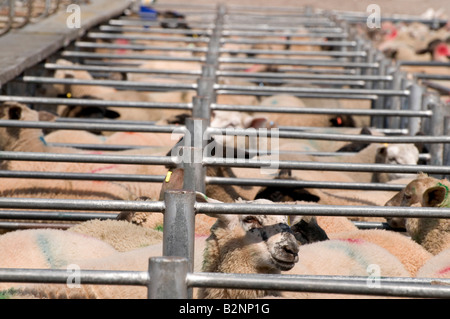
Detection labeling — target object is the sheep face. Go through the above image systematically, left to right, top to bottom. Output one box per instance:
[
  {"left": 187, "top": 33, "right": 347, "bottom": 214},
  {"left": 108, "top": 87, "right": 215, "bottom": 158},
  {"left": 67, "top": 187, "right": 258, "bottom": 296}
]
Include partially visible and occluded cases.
[
  {"left": 0, "top": 102, "right": 37, "bottom": 149},
  {"left": 374, "top": 144, "right": 419, "bottom": 182},
  {"left": 384, "top": 174, "right": 446, "bottom": 229},
  {"left": 385, "top": 174, "right": 444, "bottom": 207},
  {"left": 210, "top": 213, "right": 299, "bottom": 273},
  {"left": 240, "top": 214, "right": 299, "bottom": 272}
]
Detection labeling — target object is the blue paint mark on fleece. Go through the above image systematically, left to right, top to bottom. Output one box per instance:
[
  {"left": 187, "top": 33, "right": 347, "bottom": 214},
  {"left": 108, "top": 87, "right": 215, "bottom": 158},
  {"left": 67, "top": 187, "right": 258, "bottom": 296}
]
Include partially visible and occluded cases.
[
  {"left": 36, "top": 233, "right": 65, "bottom": 269},
  {"left": 326, "top": 240, "right": 370, "bottom": 270}
]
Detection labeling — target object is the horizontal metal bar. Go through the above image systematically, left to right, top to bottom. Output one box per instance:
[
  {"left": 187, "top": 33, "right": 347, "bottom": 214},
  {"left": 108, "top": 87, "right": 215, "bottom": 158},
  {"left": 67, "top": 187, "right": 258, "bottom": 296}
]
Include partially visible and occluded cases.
[
  {"left": 109, "top": 18, "right": 214, "bottom": 29},
  {"left": 99, "top": 25, "right": 212, "bottom": 36},
  {"left": 221, "top": 29, "right": 348, "bottom": 38},
  {"left": 87, "top": 31, "right": 210, "bottom": 43},
  {"left": 222, "top": 38, "right": 356, "bottom": 47},
  {"left": 74, "top": 41, "right": 208, "bottom": 54},
  {"left": 219, "top": 48, "right": 366, "bottom": 57},
  {"left": 61, "top": 51, "right": 206, "bottom": 63},
  {"left": 219, "top": 56, "right": 378, "bottom": 68},
  {"left": 398, "top": 61, "right": 450, "bottom": 67},
  {"left": 45, "top": 62, "right": 202, "bottom": 77},
  {"left": 217, "top": 71, "right": 389, "bottom": 81},
  {"left": 415, "top": 74, "right": 450, "bottom": 81},
  {"left": 20, "top": 76, "right": 198, "bottom": 91},
  {"left": 214, "top": 84, "right": 408, "bottom": 96},
  {"left": 218, "top": 90, "right": 379, "bottom": 100},
  {"left": 0, "top": 95, "right": 192, "bottom": 110},
  {"left": 210, "top": 104, "right": 431, "bottom": 117},
  {"left": 0, "top": 119, "right": 185, "bottom": 133},
  {"left": 206, "top": 128, "right": 447, "bottom": 143},
  {"left": 0, "top": 151, "right": 176, "bottom": 165},
  {"left": 203, "top": 157, "right": 450, "bottom": 175},
  {"left": 0, "top": 170, "right": 165, "bottom": 183},
  {"left": 205, "top": 176, "right": 406, "bottom": 191},
  {"left": 0, "top": 198, "right": 165, "bottom": 212},
  {"left": 195, "top": 202, "right": 450, "bottom": 218},
  {"left": 0, "top": 210, "right": 118, "bottom": 221},
  {"left": 0, "top": 222, "right": 75, "bottom": 230},
  {"left": 0, "top": 268, "right": 149, "bottom": 286},
  {"left": 187, "top": 272, "right": 450, "bottom": 298}
]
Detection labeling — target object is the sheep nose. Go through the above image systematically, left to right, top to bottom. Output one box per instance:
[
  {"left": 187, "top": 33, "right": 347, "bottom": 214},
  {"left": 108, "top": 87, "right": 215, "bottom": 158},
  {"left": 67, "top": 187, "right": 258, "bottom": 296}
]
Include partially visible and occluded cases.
[{"left": 282, "top": 241, "right": 299, "bottom": 261}]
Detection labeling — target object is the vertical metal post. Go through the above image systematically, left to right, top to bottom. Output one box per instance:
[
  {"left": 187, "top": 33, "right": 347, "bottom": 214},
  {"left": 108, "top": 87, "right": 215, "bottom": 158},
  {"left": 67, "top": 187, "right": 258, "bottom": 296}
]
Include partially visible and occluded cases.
[
  {"left": 371, "top": 55, "right": 389, "bottom": 128},
  {"left": 387, "top": 67, "right": 404, "bottom": 129},
  {"left": 407, "top": 83, "right": 424, "bottom": 136},
  {"left": 426, "top": 93, "right": 445, "bottom": 177},
  {"left": 192, "top": 95, "right": 212, "bottom": 119},
  {"left": 443, "top": 116, "right": 450, "bottom": 179},
  {"left": 163, "top": 190, "right": 196, "bottom": 267},
  {"left": 147, "top": 256, "right": 189, "bottom": 299}
]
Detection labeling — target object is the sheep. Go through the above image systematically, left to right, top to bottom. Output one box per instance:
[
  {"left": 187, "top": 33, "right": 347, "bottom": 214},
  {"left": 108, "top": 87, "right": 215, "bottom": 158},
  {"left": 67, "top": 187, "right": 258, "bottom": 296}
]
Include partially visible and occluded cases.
[
  {"left": 50, "top": 59, "right": 191, "bottom": 123},
  {"left": 253, "top": 94, "right": 356, "bottom": 129},
  {"left": 0, "top": 102, "right": 171, "bottom": 203},
  {"left": 385, "top": 173, "right": 450, "bottom": 255},
  {"left": 7, "top": 194, "right": 328, "bottom": 299},
  {"left": 197, "top": 200, "right": 298, "bottom": 299},
  {"left": 68, "top": 219, "right": 163, "bottom": 252},
  {"left": 0, "top": 228, "right": 118, "bottom": 291},
  {"left": 329, "top": 229, "right": 433, "bottom": 276},
  {"left": 6, "top": 234, "right": 208, "bottom": 299},
  {"left": 282, "top": 238, "right": 410, "bottom": 299},
  {"left": 416, "top": 247, "right": 450, "bottom": 278}
]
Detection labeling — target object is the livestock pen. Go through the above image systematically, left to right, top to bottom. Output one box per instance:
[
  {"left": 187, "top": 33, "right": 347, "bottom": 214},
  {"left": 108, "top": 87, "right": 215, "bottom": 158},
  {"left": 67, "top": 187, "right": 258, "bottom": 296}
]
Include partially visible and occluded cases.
[{"left": 0, "top": 0, "right": 449, "bottom": 299}]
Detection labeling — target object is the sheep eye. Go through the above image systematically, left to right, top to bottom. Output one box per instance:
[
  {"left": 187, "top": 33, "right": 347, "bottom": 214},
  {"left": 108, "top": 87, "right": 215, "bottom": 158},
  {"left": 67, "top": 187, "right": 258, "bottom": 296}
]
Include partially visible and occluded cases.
[{"left": 243, "top": 216, "right": 261, "bottom": 228}]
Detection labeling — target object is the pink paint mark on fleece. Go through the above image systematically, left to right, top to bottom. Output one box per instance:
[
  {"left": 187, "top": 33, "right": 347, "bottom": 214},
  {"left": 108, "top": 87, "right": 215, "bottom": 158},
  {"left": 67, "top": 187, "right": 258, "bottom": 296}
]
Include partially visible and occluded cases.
[
  {"left": 90, "top": 165, "right": 119, "bottom": 174},
  {"left": 338, "top": 238, "right": 365, "bottom": 244},
  {"left": 438, "top": 266, "right": 450, "bottom": 275}
]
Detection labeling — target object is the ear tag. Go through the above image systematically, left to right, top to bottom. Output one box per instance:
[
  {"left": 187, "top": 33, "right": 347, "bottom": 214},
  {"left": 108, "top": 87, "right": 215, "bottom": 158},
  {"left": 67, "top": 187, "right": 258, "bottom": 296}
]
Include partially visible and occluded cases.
[
  {"left": 66, "top": 92, "right": 72, "bottom": 98},
  {"left": 165, "top": 170, "right": 173, "bottom": 183}
]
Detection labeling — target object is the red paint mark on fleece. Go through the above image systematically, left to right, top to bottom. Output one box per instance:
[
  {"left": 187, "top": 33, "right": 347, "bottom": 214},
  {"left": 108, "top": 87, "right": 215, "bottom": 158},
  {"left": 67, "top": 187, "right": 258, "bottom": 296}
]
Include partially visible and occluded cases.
[
  {"left": 116, "top": 39, "right": 130, "bottom": 54},
  {"left": 436, "top": 43, "right": 450, "bottom": 57},
  {"left": 245, "top": 65, "right": 263, "bottom": 73},
  {"left": 90, "top": 165, "right": 119, "bottom": 174},
  {"left": 338, "top": 238, "right": 365, "bottom": 244},
  {"left": 438, "top": 266, "right": 450, "bottom": 275}
]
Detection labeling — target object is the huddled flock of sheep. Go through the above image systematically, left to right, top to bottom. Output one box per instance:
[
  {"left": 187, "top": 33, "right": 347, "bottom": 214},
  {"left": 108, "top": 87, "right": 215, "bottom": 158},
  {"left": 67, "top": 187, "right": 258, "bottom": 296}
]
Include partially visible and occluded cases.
[{"left": 0, "top": 5, "right": 449, "bottom": 299}]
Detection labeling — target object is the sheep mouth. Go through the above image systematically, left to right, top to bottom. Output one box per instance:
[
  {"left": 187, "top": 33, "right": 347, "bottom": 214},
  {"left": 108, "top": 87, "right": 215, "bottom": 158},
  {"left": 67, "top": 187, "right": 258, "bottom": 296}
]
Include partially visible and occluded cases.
[{"left": 271, "top": 255, "right": 297, "bottom": 271}]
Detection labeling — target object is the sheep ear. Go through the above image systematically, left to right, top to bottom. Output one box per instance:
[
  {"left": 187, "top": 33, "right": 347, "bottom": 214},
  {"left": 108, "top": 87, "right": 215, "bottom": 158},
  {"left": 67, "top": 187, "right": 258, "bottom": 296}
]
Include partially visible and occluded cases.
[
  {"left": 8, "top": 106, "right": 22, "bottom": 120},
  {"left": 38, "top": 110, "right": 57, "bottom": 122},
  {"left": 244, "top": 116, "right": 269, "bottom": 129},
  {"left": 159, "top": 168, "right": 184, "bottom": 200},
  {"left": 423, "top": 184, "right": 450, "bottom": 207},
  {"left": 195, "top": 192, "right": 233, "bottom": 222},
  {"left": 290, "top": 216, "right": 329, "bottom": 245}
]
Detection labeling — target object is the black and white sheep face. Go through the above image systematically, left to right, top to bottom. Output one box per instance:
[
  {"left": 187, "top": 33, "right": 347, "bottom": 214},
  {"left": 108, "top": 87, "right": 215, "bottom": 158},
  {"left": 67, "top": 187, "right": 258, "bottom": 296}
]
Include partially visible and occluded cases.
[
  {"left": 376, "top": 144, "right": 419, "bottom": 180},
  {"left": 234, "top": 214, "right": 299, "bottom": 272}
]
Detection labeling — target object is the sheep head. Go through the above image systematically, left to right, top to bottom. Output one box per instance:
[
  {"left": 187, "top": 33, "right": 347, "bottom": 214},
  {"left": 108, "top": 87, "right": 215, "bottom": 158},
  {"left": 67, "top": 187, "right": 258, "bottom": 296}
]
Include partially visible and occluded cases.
[
  {"left": 0, "top": 102, "right": 57, "bottom": 151},
  {"left": 373, "top": 143, "right": 419, "bottom": 182},
  {"left": 384, "top": 173, "right": 448, "bottom": 228},
  {"left": 199, "top": 195, "right": 299, "bottom": 274}
]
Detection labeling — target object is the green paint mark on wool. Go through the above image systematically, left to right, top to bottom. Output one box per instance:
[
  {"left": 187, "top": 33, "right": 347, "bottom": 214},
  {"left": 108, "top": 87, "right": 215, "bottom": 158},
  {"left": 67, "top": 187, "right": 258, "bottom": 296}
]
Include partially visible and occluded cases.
[
  {"left": 436, "top": 182, "right": 450, "bottom": 207},
  {"left": 36, "top": 233, "right": 65, "bottom": 269},
  {"left": 327, "top": 240, "right": 370, "bottom": 271},
  {"left": 0, "top": 288, "right": 20, "bottom": 299}
]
